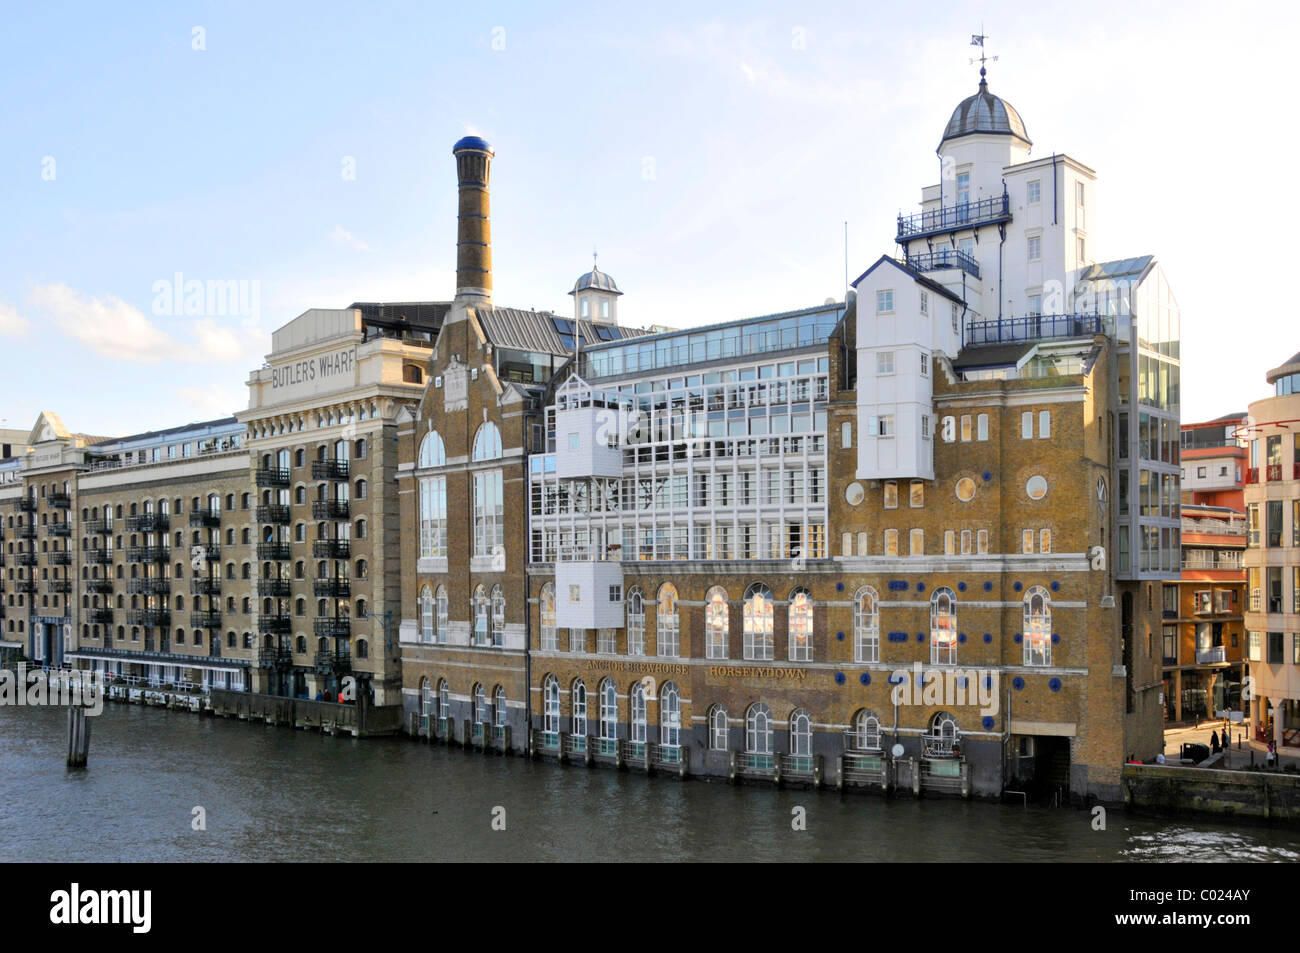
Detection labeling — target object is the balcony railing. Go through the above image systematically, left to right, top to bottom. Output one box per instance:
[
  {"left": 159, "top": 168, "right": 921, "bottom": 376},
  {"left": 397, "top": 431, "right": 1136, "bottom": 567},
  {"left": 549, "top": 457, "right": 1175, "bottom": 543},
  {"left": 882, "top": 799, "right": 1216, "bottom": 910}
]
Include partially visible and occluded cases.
[
  {"left": 897, "top": 192, "right": 1011, "bottom": 241},
  {"left": 905, "top": 248, "right": 980, "bottom": 279},
  {"left": 966, "top": 312, "right": 1104, "bottom": 345},
  {"left": 311, "top": 459, "right": 350, "bottom": 481},
  {"left": 1267, "top": 464, "right": 1283, "bottom": 482},
  {"left": 254, "top": 467, "right": 290, "bottom": 488},
  {"left": 49, "top": 492, "right": 72, "bottom": 509},
  {"left": 13, "top": 498, "right": 36, "bottom": 512},
  {"left": 312, "top": 500, "right": 350, "bottom": 520},
  {"left": 255, "top": 504, "right": 291, "bottom": 525},
  {"left": 188, "top": 509, "right": 221, "bottom": 528},
  {"left": 125, "top": 514, "right": 169, "bottom": 533},
  {"left": 1181, "top": 517, "right": 1245, "bottom": 537},
  {"left": 84, "top": 518, "right": 113, "bottom": 534},
  {"left": 47, "top": 522, "right": 72, "bottom": 537},
  {"left": 15, "top": 524, "right": 36, "bottom": 539},
  {"left": 312, "top": 539, "right": 350, "bottom": 559},
  {"left": 256, "top": 542, "right": 291, "bottom": 561},
  {"left": 194, "top": 543, "right": 221, "bottom": 562},
  {"left": 126, "top": 546, "right": 170, "bottom": 563},
  {"left": 86, "top": 548, "right": 114, "bottom": 564},
  {"left": 47, "top": 551, "right": 72, "bottom": 566},
  {"left": 15, "top": 552, "right": 37, "bottom": 566},
  {"left": 1182, "top": 555, "right": 1243, "bottom": 571},
  {"left": 190, "top": 577, "right": 222, "bottom": 595},
  {"left": 85, "top": 578, "right": 113, "bottom": 594},
  {"left": 127, "top": 578, "right": 171, "bottom": 595},
  {"left": 313, "top": 578, "right": 351, "bottom": 598},
  {"left": 16, "top": 579, "right": 37, "bottom": 594},
  {"left": 256, "top": 579, "right": 291, "bottom": 598},
  {"left": 47, "top": 580, "right": 72, "bottom": 594},
  {"left": 87, "top": 608, "right": 113, "bottom": 624},
  {"left": 126, "top": 609, "right": 171, "bottom": 627},
  {"left": 190, "top": 611, "right": 223, "bottom": 630},
  {"left": 257, "top": 614, "right": 292, "bottom": 635},
  {"left": 314, "top": 618, "right": 351, "bottom": 638},
  {"left": 1196, "top": 647, "right": 1227, "bottom": 665},
  {"left": 314, "top": 649, "right": 351, "bottom": 673},
  {"left": 923, "top": 734, "right": 960, "bottom": 759}
]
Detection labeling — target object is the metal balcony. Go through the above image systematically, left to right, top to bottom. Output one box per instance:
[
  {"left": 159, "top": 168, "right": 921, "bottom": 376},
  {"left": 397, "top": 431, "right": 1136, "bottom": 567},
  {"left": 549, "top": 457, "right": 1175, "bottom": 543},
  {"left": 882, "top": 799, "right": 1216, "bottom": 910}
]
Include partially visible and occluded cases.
[
  {"left": 897, "top": 192, "right": 1011, "bottom": 241},
  {"left": 905, "top": 248, "right": 981, "bottom": 279},
  {"left": 965, "top": 313, "right": 1105, "bottom": 346},
  {"left": 311, "top": 459, "right": 350, "bottom": 481},
  {"left": 255, "top": 467, "right": 290, "bottom": 488},
  {"left": 49, "top": 492, "right": 72, "bottom": 509},
  {"left": 13, "top": 498, "right": 36, "bottom": 512},
  {"left": 311, "top": 500, "right": 350, "bottom": 520},
  {"left": 255, "top": 504, "right": 291, "bottom": 525},
  {"left": 188, "top": 509, "right": 221, "bottom": 528},
  {"left": 125, "top": 513, "right": 169, "bottom": 533},
  {"left": 84, "top": 518, "right": 113, "bottom": 534},
  {"left": 47, "top": 522, "right": 72, "bottom": 537},
  {"left": 15, "top": 524, "right": 36, "bottom": 539},
  {"left": 312, "top": 539, "right": 350, "bottom": 559},
  {"left": 194, "top": 542, "right": 221, "bottom": 562},
  {"left": 257, "top": 542, "right": 292, "bottom": 561},
  {"left": 126, "top": 546, "right": 170, "bottom": 563},
  {"left": 86, "top": 548, "right": 115, "bottom": 564},
  {"left": 47, "top": 551, "right": 72, "bottom": 566},
  {"left": 15, "top": 552, "right": 37, "bottom": 566},
  {"left": 190, "top": 576, "right": 222, "bottom": 595},
  {"left": 85, "top": 578, "right": 113, "bottom": 594},
  {"left": 256, "top": 578, "right": 292, "bottom": 598},
  {"left": 313, "top": 578, "right": 351, "bottom": 598},
  {"left": 16, "top": 579, "right": 37, "bottom": 594},
  {"left": 47, "top": 579, "right": 72, "bottom": 594},
  {"left": 87, "top": 608, "right": 113, "bottom": 624},
  {"left": 126, "top": 609, "right": 171, "bottom": 627},
  {"left": 190, "top": 611, "right": 223, "bottom": 630},
  {"left": 257, "top": 614, "right": 292, "bottom": 635},
  {"left": 314, "top": 617, "right": 351, "bottom": 638},
  {"left": 258, "top": 646, "right": 294, "bottom": 669},
  {"left": 1196, "top": 647, "right": 1228, "bottom": 665},
  {"left": 314, "top": 649, "right": 352, "bottom": 674}
]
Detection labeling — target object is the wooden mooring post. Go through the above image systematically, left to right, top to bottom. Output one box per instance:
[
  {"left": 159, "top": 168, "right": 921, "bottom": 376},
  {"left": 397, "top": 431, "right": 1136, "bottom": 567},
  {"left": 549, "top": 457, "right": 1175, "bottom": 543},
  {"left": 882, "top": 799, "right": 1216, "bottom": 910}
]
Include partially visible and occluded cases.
[{"left": 67, "top": 705, "right": 91, "bottom": 768}]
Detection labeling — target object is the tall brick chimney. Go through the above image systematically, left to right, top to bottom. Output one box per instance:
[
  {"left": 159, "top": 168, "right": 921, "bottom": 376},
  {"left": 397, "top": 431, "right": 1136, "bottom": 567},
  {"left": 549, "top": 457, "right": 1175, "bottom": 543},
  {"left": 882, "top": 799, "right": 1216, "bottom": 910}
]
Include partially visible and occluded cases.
[{"left": 452, "top": 135, "right": 493, "bottom": 303}]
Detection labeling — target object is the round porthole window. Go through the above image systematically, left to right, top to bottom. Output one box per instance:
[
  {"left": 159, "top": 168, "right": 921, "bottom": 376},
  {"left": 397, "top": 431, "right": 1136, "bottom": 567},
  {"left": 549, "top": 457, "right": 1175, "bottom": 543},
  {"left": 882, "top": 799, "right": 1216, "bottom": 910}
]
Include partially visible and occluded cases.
[
  {"left": 1026, "top": 475, "right": 1048, "bottom": 500},
  {"left": 955, "top": 477, "right": 976, "bottom": 502},
  {"left": 845, "top": 481, "right": 865, "bottom": 506}
]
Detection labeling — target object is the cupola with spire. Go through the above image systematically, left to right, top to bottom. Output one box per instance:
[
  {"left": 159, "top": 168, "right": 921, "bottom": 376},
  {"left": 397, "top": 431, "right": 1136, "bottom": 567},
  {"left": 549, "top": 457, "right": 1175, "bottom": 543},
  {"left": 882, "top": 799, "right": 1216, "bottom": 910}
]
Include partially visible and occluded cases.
[{"left": 569, "top": 252, "right": 622, "bottom": 325}]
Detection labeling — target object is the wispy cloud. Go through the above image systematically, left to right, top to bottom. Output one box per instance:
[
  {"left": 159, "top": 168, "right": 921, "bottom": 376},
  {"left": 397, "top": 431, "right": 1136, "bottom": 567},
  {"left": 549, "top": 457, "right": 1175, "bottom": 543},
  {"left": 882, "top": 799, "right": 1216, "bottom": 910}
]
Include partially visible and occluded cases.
[
  {"left": 329, "top": 224, "right": 372, "bottom": 252},
  {"left": 28, "top": 283, "right": 178, "bottom": 363},
  {"left": 0, "top": 299, "right": 30, "bottom": 336},
  {"left": 192, "top": 318, "right": 269, "bottom": 365},
  {"left": 173, "top": 382, "right": 246, "bottom": 419}
]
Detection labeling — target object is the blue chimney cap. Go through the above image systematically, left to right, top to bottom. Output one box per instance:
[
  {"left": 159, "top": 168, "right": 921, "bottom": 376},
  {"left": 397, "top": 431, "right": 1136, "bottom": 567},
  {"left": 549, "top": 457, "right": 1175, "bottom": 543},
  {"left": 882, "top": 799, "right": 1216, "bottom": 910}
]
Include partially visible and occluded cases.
[{"left": 453, "top": 135, "right": 492, "bottom": 154}]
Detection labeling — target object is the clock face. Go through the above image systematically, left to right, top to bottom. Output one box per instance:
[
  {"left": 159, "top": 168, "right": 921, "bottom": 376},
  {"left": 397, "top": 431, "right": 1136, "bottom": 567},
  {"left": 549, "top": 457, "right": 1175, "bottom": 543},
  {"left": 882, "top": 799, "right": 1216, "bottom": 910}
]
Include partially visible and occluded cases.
[{"left": 844, "top": 481, "right": 865, "bottom": 506}]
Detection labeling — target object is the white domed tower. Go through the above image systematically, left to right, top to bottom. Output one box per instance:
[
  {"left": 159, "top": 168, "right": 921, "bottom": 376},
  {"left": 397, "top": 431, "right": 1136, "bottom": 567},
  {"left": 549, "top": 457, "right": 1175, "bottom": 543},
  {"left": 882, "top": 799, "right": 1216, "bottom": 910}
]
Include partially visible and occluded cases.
[
  {"left": 937, "top": 65, "right": 1031, "bottom": 211},
  {"left": 569, "top": 254, "right": 622, "bottom": 325}
]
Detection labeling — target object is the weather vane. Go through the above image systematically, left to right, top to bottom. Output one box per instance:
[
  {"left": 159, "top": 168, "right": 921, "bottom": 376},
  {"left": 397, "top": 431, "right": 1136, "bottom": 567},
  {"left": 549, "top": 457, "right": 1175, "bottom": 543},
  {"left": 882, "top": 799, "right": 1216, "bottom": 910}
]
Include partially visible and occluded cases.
[{"left": 969, "top": 28, "right": 998, "bottom": 81}]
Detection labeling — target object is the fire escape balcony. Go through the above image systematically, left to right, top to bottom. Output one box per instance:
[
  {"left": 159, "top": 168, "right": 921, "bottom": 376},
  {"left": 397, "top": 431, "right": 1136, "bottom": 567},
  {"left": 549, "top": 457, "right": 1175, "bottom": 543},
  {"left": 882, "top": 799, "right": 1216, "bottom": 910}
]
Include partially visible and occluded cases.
[
  {"left": 897, "top": 191, "right": 1011, "bottom": 242},
  {"left": 904, "top": 248, "right": 981, "bottom": 280},
  {"left": 311, "top": 459, "right": 350, "bottom": 481},
  {"left": 255, "top": 467, "right": 290, "bottom": 488},
  {"left": 49, "top": 492, "right": 72, "bottom": 509},
  {"left": 13, "top": 498, "right": 36, "bottom": 512},
  {"left": 311, "top": 500, "right": 350, "bottom": 520},
  {"left": 255, "top": 504, "right": 291, "bottom": 525},
  {"left": 188, "top": 509, "right": 221, "bottom": 528},
  {"left": 126, "top": 513, "right": 169, "bottom": 533},
  {"left": 84, "top": 518, "right": 113, "bottom": 534},
  {"left": 47, "top": 522, "right": 72, "bottom": 538},
  {"left": 15, "top": 524, "right": 36, "bottom": 539},
  {"left": 312, "top": 539, "right": 350, "bottom": 559},
  {"left": 194, "top": 542, "right": 221, "bottom": 563},
  {"left": 257, "top": 542, "right": 292, "bottom": 561},
  {"left": 126, "top": 546, "right": 170, "bottom": 564},
  {"left": 86, "top": 548, "right": 115, "bottom": 564},
  {"left": 47, "top": 551, "right": 72, "bottom": 566},
  {"left": 15, "top": 552, "right": 38, "bottom": 566},
  {"left": 190, "top": 577, "right": 222, "bottom": 596},
  {"left": 85, "top": 578, "right": 114, "bottom": 594},
  {"left": 127, "top": 578, "right": 171, "bottom": 595},
  {"left": 313, "top": 578, "right": 351, "bottom": 598},
  {"left": 16, "top": 579, "right": 37, "bottom": 594},
  {"left": 47, "top": 579, "right": 72, "bottom": 594},
  {"left": 256, "top": 579, "right": 292, "bottom": 598},
  {"left": 87, "top": 608, "right": 114, "bottom": 624},
  {"left": 126, "top": 608, "right": 171, "bottom": 627},
  {"left": 190, "top": 610, "right": 223, "bottom": 630},
  {"left": 257, "top": 613, "right": 292, "bottom": 635},
  {"left": 314, "top": 617, "right": 351, "bottom": 638},
  {"left": 258, "top": 646, "right": 294, "bottom": 669},
  {"left": 314, "top": 649, "right": 352, "bottom": 674}
]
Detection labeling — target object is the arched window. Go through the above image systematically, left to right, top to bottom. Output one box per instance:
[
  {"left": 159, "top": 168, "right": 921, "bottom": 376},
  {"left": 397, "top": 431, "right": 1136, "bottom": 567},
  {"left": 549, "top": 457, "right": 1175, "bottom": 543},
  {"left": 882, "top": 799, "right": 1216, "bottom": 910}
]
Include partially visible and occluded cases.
[
  {"left": 472, "top": 421, "right": 502, "bottom": 461},
  {"left": 418, "top": 430, "right": 445, "bottom": 468},
  {"left": 418, "top": 474, "right": 447, "bottom": 559},
  {"left": 540, "top": 583, "right": 556, "bottom": 651},
  {"left": 656, "top": 583, "right": 678, "bottom": 658},
  {"left": 742, "top": 583, "right": 774, "bottom": 660},
  {"left": 490, "top": 584, "right": 505, "bottom": 648},
  {"left": 419, "top": 585, "right": 434, "bottom": 642},
  {"left": 435, "top": 585, "right": 448, "bottom": 644},
  {"left": 473, "top": 585, "right": 488, "bottom": 646},
  {"left": 705, "top": 586, "right": 728, "bottom": 659},
  {"left": 853, "top": 586, "right": 880, "bottom": 663},
  {"left": 1024, "top": 586, "right": 1052, "bottom": 666},
  {"left": 788, "top": 587, "right": 813, "bottom": 662},
  {"left": 930, "top": 587, "right": 957, "bottom": 665},
  {"left": 625, "top": 588, "right": 645, "bottom": 655},
  {"left": 356, "top": 639, "right": 368, "bottom": 659},
  {"left": 542, "top": 675, "right": 560, "bottom": 735},
  {"left": 419, "top": 677, "right": 435, "bottom": 719},
  {"left": 598, "top": 678, "right": 617, "bottom": 741},
  {"left": 437, "top": 679, "right": 449, "bottom": 721},
  {"left": 572, "top": 679, "right": 588, "bottom": 736},
  {"left": 660, "top": 681, "right": 680, "bottom": 749},
  {"left": 629, "top": 682, "right": 647, "bottom": 744},
  {"left": 473, "top": 683, "right": 487, "bottom": 726},
  {"left": 493, "top": 686, "right": 507, "bottom": 729},
  {"left": 746, "top": 703, "right": 773, "bottom": 754},
  {"left": 709, "top": 706, "right": 729, "bottom": 750},
  {"left": 790, "top": 708, "right": 813, "bottom": 757},
  {"left": 851, "top": 710, "right": 882, "bottom": 751},
  {"left": 927, "top": 711, "right": 960, "bottom": 758}
]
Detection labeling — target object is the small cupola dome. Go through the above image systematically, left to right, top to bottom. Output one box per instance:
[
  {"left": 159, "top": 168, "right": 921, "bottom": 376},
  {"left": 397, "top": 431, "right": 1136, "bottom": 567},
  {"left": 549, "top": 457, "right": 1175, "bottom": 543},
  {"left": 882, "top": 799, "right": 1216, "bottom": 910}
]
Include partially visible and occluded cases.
[{"left": 939, "top": 68, "right": 1031, "bottom": 150}]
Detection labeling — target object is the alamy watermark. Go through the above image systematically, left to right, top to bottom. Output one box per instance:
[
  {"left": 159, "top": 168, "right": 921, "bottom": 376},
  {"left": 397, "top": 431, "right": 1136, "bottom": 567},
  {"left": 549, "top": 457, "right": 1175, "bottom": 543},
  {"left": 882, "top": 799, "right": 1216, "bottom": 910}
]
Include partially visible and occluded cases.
[
  {"left": 151, "top": 272, "right": 260, "bottom": 326},
  {"left": 889, "top": 662, "right": 999, "bottom": 717},
  {"left": 0, "top": 664, "right": 105, "bottom": 716}
]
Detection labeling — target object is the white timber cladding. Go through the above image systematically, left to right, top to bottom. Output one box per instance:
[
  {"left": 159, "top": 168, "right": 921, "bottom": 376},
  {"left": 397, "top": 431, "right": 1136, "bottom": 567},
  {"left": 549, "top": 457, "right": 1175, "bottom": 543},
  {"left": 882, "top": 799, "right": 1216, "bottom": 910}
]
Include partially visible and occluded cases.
[
  {"left": 528, "top": 350, "right": 830, "bottom": 565},
  {"left": 555, "top": 561, "right": 624, "bottom": 629}
]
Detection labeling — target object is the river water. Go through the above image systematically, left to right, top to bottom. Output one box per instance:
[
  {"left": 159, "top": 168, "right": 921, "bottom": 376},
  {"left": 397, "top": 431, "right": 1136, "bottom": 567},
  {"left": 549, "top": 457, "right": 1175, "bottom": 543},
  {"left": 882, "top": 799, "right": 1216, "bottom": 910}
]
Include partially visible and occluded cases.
[{"left": 1, "top": 703, "right": 1296, "bottom": 862}]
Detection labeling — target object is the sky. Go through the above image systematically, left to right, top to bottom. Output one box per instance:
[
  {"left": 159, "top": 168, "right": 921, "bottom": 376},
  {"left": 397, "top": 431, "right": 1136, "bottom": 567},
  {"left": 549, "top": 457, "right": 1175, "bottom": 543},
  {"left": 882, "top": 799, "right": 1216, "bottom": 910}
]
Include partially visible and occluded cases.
[{"left": 1, "top": 0, "right": 1295, "bottom": 438}]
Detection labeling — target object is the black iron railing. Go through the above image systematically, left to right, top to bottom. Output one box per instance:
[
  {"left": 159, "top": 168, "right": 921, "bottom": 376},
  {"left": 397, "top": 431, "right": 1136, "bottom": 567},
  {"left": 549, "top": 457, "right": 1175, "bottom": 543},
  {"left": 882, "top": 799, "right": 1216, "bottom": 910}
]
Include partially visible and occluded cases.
[
  {"left": 897, "top": 192, "right": 1010, "bottom": 240},
  {"left": 905, "top": 248, "right": 980, "bottom": 279},
  {"left": 965, "top": 312, "right": 1105, "bottom": 345}
]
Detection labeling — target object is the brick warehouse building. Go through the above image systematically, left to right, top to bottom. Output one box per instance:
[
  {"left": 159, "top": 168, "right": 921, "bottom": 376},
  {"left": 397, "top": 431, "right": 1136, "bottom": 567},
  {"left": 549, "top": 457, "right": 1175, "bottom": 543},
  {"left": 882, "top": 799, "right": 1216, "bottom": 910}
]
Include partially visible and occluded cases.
[{"left": 3, "top": 68, "right": 1174, "bottom": 802}]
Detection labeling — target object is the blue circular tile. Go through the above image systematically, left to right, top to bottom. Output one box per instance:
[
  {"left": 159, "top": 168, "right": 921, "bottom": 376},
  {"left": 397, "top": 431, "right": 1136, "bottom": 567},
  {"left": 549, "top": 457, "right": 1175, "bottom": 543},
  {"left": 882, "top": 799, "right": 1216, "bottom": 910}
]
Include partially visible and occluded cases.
[
  {"left": 1050, "top": 580, "right": 1060, "bottom": 592},
  {"left": 836, "top": 581, "right": 844, "bottom": 592},
  {"left": 958, "top": 581, "right": 967, "bottom": 592},
  {"left": 983, "top": 581, "right": 993, "bottom": 592},
  {"left": 1013, "top": 581, "right": 1023, "bottom": 592},
  {"left": 916, "top": 582, "right": 926, "bottom": 592},
  {"left": 836, "top": 630, "right": 844, "bottom": 641},
  {"left": 958, "top": 632, "right": 967, "bottom": 643},
  {"left": 916, "top": 633, "right": 925, "bottom": 642},
  {"left": 983, "top": 633, "right": 992, "bottom": 643},
  {"left": 1014, "top": 633, "right": 1022, "bottom": 643},
  {"left": 1051, "top": 633, "right": 1060, "bottom": 644},
  {"left": 834, "top": 671, "right": 846, "bottom": 685},
  {"left": 860, "top": 673, "right": 871, "bottom": 686},
  {"left": 984, "top": 675, "right": 993, "bottom": 690},
  {"left": 1013, "top": 677, "right": 1025, "bottom": 690},
  {"left": 1049, "top": 678, "right": 1062, "bottom": 692},
  {"left": 982, "top": 716, "right": 994, "bottom": 730}
]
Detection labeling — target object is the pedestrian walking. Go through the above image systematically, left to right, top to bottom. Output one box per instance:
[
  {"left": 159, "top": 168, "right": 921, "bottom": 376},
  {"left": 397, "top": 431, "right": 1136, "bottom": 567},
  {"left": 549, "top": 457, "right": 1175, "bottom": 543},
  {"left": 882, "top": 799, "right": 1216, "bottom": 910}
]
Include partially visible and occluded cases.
[{"left": 1268, "top": 740, "right": 1277, "bottom": 768}]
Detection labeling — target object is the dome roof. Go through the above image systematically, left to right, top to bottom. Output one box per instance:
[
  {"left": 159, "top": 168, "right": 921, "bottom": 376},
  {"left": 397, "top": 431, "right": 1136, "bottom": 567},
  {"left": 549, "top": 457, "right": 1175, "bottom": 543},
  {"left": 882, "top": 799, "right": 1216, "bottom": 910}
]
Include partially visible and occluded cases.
[
  {"left": 940, "top": 71, "right": 1030, "bottom": 149},
  {"left": 453, "top": 135, "right": 492, "bottom": 154},
  {"left": 570, "top": 264, "right": 622, "bottom": 296}
]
